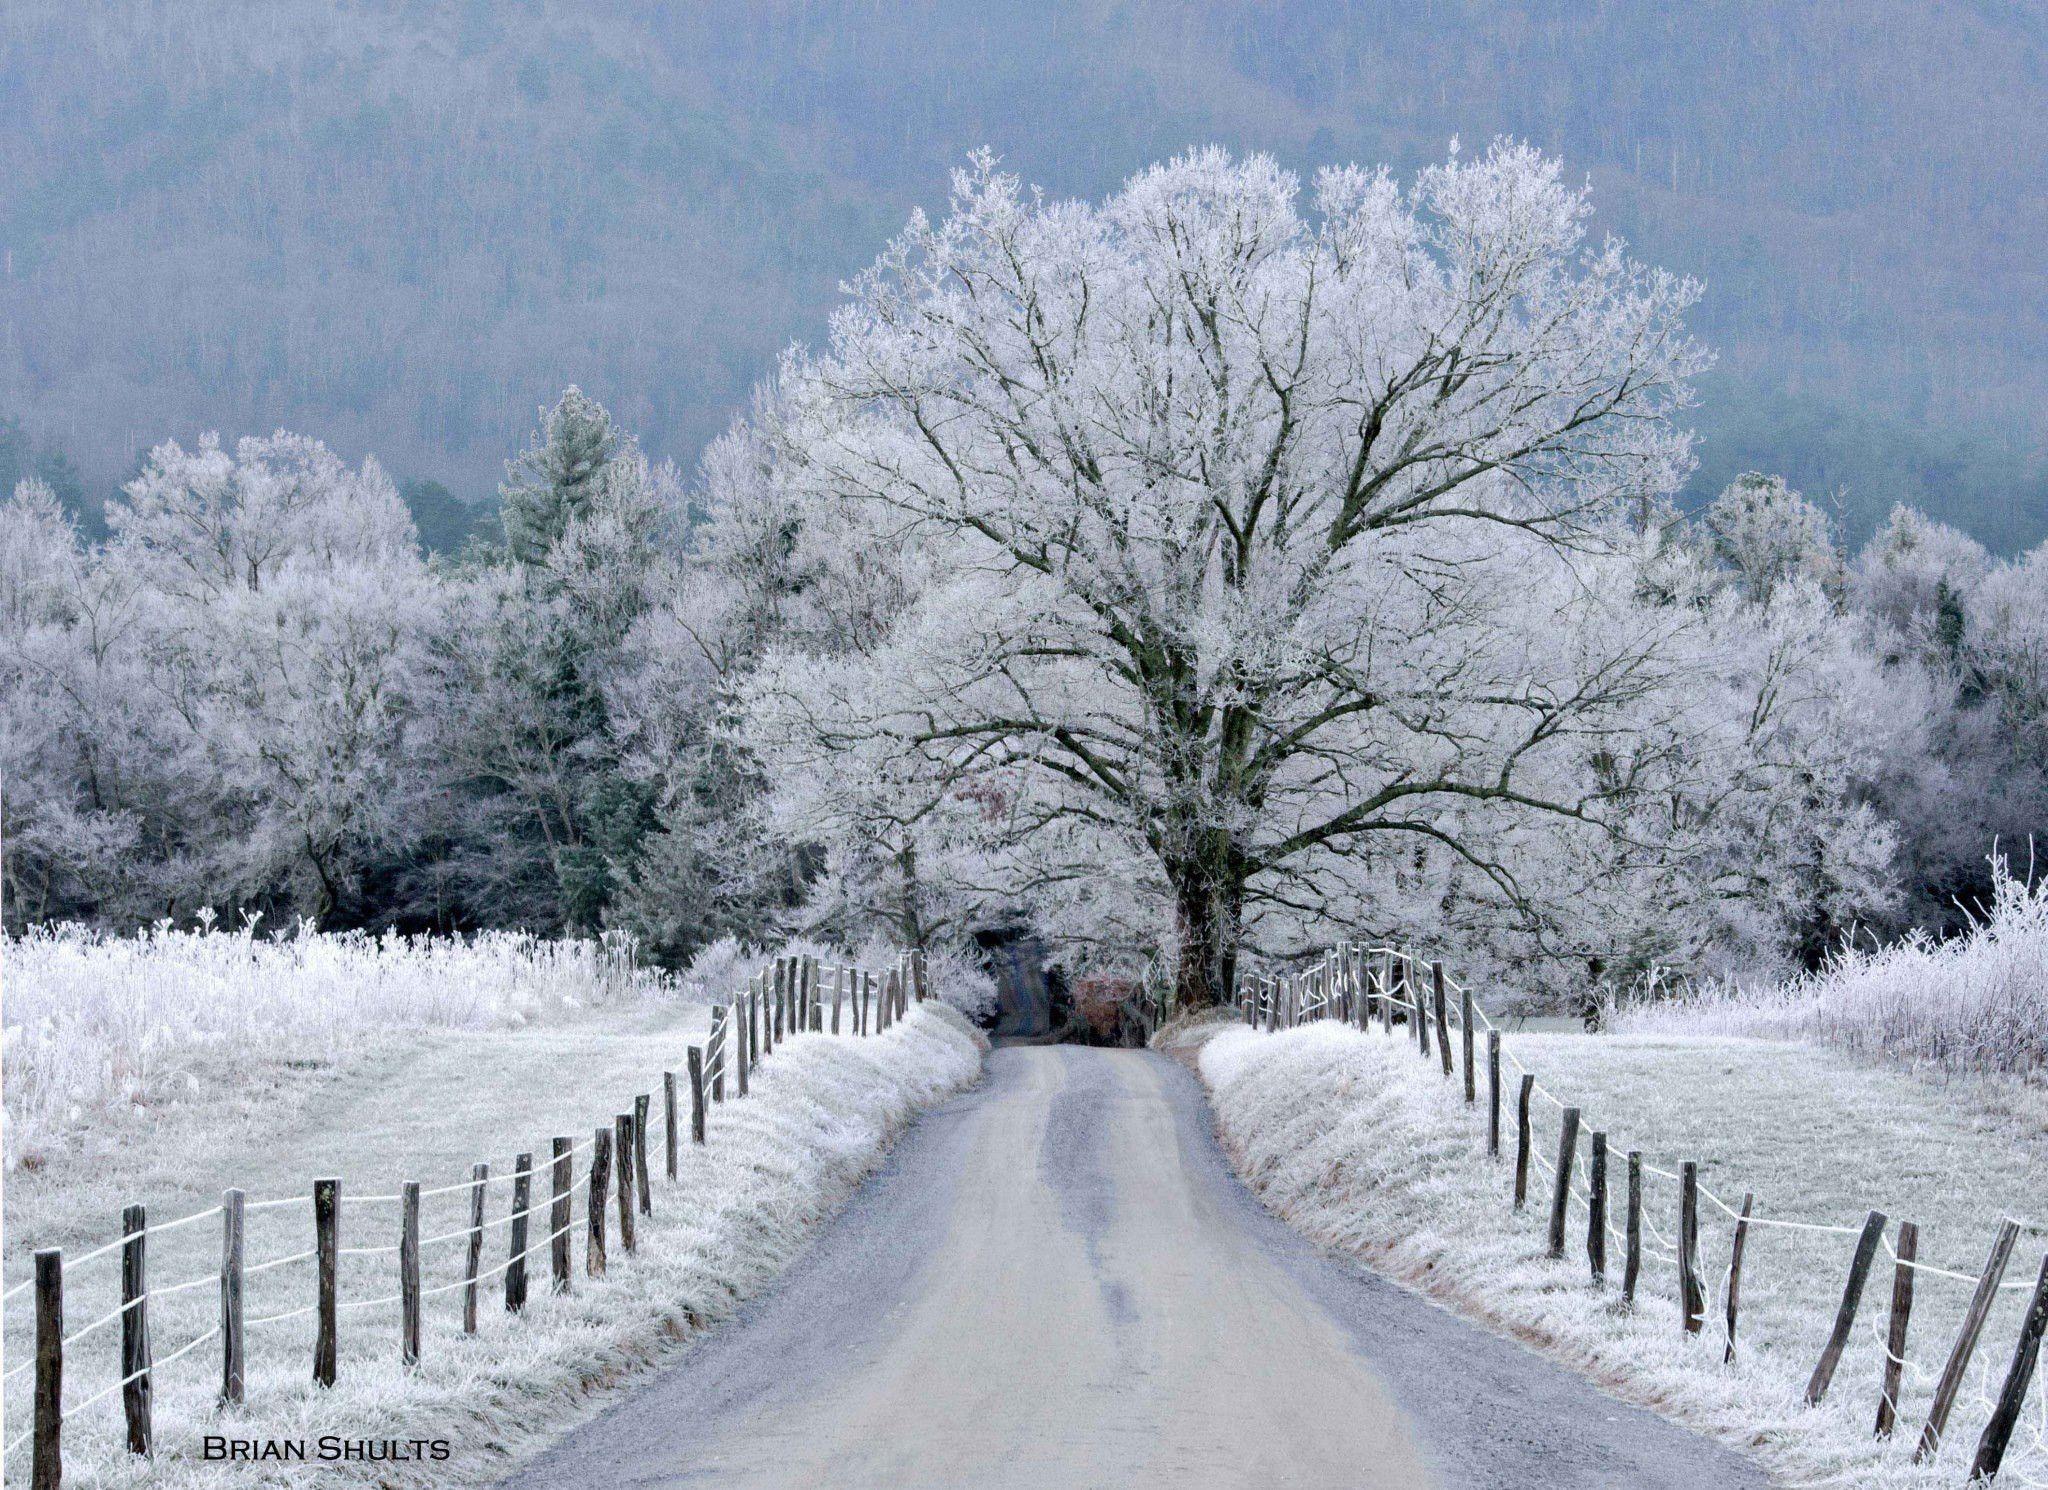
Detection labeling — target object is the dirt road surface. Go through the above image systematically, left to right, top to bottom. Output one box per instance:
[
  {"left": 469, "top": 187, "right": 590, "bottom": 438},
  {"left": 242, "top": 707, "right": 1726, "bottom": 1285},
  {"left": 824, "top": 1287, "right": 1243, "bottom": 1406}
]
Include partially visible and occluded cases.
[{"left": 502, "top": 1046, "right": 1769, "bottom": 1489}]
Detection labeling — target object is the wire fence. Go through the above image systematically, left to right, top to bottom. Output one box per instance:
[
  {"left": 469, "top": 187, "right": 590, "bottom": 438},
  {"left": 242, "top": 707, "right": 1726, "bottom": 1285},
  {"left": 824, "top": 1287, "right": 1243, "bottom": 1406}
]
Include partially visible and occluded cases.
[
  {"left": 1236, "top": 942, "right": 2048, "bottom": 1488},
  {"left": 1, "top": 947, "right": 930, "bottom": 1485}
]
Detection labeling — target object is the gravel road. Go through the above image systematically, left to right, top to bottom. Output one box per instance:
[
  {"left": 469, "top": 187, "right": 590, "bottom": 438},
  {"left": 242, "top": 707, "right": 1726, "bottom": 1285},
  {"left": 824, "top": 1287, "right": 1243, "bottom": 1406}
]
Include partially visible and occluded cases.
[{"left": 501, "top": 1046, "right": 1770, "bottom": 1489}]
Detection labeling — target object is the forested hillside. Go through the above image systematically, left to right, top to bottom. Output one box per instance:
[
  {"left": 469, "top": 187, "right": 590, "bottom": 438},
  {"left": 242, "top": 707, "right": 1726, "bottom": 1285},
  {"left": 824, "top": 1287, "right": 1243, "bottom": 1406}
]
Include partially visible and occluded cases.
[{"left": 3, "top": 0, "right": 2044, "bottom": 550}]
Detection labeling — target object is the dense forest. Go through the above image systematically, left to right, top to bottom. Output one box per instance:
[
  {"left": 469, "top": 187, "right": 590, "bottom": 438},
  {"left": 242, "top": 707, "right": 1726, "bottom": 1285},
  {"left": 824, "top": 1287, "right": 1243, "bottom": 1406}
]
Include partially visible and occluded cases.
[
  {"left": 3, "top": 1, "right": 2045, "bottom": 551},
  {"left": 9, "top": 145, "right": 2048, "bottom": 1004}
]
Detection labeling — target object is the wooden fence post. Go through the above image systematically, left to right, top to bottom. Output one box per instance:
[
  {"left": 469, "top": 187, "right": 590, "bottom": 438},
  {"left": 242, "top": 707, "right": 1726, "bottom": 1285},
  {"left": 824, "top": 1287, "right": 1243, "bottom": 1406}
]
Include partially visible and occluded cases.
[
  {"left": 1378, "top": 952, "right": 1394, "bottom": 1032},
  {"left": 773, "top": 959, "right": 786, "bottom": 1043},
  {"left": 1433, "top": 963, "right": 1452, "bottom": 1077},
  {"left": 832, "top": 967, "right": 844, "bottom": 1034},
  {"left": 1461, "top": 987, "right": 1476, "bottom": 1103},
  {"left": 738, "top": 998, "right": 752, "bottom": 1097},
  {"left": 708, "top": 1008, "right": 726, "bottom": 1102},
  {"left": 1487, "top": 1032, "right": 1501, "bottom": 1157},
  {"left": 688, "top": 1047, "right": 706, "bottom": 1144},
  {"left": 663, "top": 1074, "right": 679, "bottom": 1181},
  {"left": 1513, "top": 1075, "right": 1534, "bottom": 1209},
  {"left": 634, "top": 1094, "right": 653, "bottom": 1215},
  {"left": 1546, "top": 1108, "right": 1580, "bottom": 1259},
  {"left": 614, "top": 1114, "right": 636, "bottom": 1254},
  {"left": 587, "top": 1128, "right": 611, "bottom": 1277},
  {"left": 1587, "top": 1132, "right": 1608, "bottom": 1285},
  {"left": 550, "top": 1138, "right": 573, "bottom": 1294},
  {"left": 506, "top": 1152, "right": 532, "bottom": 1313},
  {"left": 1624, "top": 1152, "right": 1642, "bottom": 1307},
  {"left": 1678, "top": 1163, "right": 1704, "bottom": 1334},
  {"left": 462, "top": 1164, "right": 486, "bottom": 1332},
  {"left": 314, "top": 1178, "right": 339, "bottom": 1387},
  {"left": 400, "top": 1182, "right": 421, "bottom": 1368},
  {"left": 221, "top": 1187, "right": 245, "bottom": 1403},
  {"left": 1724, "top": 1193, "right": 1753, "bottom": 1363},
  {"left": 121, "top": 1204, "right": 151, "bottom": 1458},
  {"left": 1806, "top": 1209, "right": 1887, "bottom": 1404},
  {"left": 1915, "top": 1217, "right": 2020, "bottom": 1462},
  {"left": 1875, "top": 1219, "right": 1917, "bottom": 1439},
  {"left": 33, "top": 1249, "right": 60, "bottom": 1490},
  {"left": 1971, "top": 1251, "right": 2048, "bottom": 1482}
]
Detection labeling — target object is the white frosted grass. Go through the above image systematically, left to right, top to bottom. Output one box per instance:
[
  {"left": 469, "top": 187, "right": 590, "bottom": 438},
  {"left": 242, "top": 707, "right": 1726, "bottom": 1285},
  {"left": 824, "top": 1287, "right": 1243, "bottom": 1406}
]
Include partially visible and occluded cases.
[
  {"left": 1613, "top": 867, "right": 2048, "bottom": 1076},
  {"left": 1, "top": 923, "right": 680, "bottom": 1171},
  {"left": 0, "top": 1002, "right": 985, "bottom": 1489},
  {"left": 1199, "top": 1022, "right": 2048, "bottom": 1489}
]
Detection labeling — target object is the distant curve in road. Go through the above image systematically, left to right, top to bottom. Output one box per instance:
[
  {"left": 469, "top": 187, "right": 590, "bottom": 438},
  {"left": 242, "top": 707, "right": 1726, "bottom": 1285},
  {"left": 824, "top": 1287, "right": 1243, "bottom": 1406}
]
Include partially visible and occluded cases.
[{"left": 501, "top": 1046, "right": 1769, "bottom": 1489}]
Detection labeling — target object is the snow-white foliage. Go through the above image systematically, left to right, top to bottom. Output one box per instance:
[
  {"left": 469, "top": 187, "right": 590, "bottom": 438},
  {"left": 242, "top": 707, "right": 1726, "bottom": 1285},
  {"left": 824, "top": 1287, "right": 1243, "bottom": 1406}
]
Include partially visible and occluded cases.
[
  {"left": 731, "top": 143, "right": 1897, "bottom": 1001},
  {"left": 1614, "top": 863, "right": 2048, "bottom": 1075},
  {"left": 0, "top": 921, "right": 672, "bottom": 1171},
  {"left": 1, "top": 1001, "right": 985, "bottom": 1488},
  {"left": 1199, "top": 1022, "right": 2047, "bottom": 1489}
]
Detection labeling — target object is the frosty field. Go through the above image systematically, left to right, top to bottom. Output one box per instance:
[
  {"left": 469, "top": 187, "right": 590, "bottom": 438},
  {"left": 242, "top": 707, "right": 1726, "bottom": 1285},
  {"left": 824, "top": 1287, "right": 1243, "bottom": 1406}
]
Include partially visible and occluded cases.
[
  {"left": 0, "top": 931, "right": 986, "bottom": 1488},
  {"left": 1198, "top": 1019, "right": 2048, "bottom": 1489}
]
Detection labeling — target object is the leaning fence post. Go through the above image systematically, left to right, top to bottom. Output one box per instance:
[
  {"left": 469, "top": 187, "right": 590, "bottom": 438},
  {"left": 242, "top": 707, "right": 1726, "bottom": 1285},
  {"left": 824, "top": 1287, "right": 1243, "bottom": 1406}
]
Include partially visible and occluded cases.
[
  {"left": 1432, "top": 963, "right": 1452, "bottom": 1077},
  {"left": 1460, "top": 987, "right": 1476, "bottom": 1103},
  {"left": 1487, "top": 1032, "right": 1501, "bottom": 1157},
  {"left": 688, "top": 1047, "right": 706, "bottom": 1144},
  {"left": 1513, "top": 1075, "right": 1534, "bottom": 1209},
  {"left": 634, "top": 1094, "right": 653, "bottom": 1216},
  {"left": 1546, "top": 1108, "right": 1580, "bottom": 1258},
  {"left": 615, "top": 1114, "right": 637, "bottom": 1254},
  {"left": 587, "top": 1128, "right": 612, "bottom": 1277},
  {"left": 1587, "top": 1132, "right": 1608, "bottom": 1285},
  {"left": 550, "top": 1138, "right": 573, "bottom": 1294},
  {"left": 1624, "top": 1151, "right": 1642, "bottom": 1306},
  {"left": 506, "top": 1152, "right": 533, "bottom": 1313},
  {"left": 462, "top": 1163, "right": 487, "bottom": 1333},
  {"left": 1678, "top": 1163, "right": 1704, "bottom": 1334},
  {"left": 314, "top": 1178, "right": 339, "bottom": 1387},
  {"left": 400, "top": 1182, "right": 421, "bottom": 1368},
  {"left": 1724, "top": 1192, "right": 1753, "bottom": 1363},
  {"left": 120, "top": 1204, "right": 151, "bottom": 1458},
  {"left": 1806, "top": 1209, "right": 1886, "bottom": 1404},
  {"left": 1915, "top": 1217, "right": 2020, "bottom": 1462},
  {"left": 1875, "top": 1219, "right": 1917, "bottom": 1439},
  {"left": 33, "top": 1248, "right": 60, "bottom": 1490},
  {"left": 1971, "top": 1251, "right": 2048, "bottom": 1482}
]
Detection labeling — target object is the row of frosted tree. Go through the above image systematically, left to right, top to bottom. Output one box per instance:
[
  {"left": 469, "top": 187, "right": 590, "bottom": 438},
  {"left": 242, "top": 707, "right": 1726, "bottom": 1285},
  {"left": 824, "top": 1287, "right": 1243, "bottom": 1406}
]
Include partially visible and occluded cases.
[{"left": 5, "top": 145, "right": 2044, "bottom": 1004}]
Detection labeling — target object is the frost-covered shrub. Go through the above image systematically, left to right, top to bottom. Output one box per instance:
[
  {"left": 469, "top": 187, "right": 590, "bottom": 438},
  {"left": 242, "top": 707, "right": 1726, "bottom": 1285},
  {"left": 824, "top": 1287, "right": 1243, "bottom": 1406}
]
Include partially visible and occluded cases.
[
  {"left": 1613, "top": 865, "right": 2048, "bottom": 1075},
  {"left": 1, "top": 920, "right": 681, "bottom": 1169}
]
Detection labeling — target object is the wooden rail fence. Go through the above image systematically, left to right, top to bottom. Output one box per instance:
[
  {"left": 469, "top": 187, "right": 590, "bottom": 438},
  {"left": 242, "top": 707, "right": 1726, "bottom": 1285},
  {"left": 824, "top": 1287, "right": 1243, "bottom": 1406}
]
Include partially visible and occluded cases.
[
  {"left": 1236, "top": 941, "right": 2048, "bottom": 1484},
  {"left": 3, "top": 949, "right": 927, "bottom": 1488}
]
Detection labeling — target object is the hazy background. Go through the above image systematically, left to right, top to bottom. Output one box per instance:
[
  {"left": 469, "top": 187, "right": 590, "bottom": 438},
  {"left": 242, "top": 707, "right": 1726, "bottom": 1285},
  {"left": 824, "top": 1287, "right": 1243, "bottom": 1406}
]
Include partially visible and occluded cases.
[{"left": 4, "top": 0, "right": 2044, "bottom": 551}]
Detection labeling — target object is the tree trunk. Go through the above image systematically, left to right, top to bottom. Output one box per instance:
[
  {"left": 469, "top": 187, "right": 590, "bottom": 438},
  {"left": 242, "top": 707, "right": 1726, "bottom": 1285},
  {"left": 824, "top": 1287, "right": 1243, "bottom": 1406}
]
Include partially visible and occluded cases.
[{"left": 1170, "top": 861, "right": 1242, "bottom": 1009}]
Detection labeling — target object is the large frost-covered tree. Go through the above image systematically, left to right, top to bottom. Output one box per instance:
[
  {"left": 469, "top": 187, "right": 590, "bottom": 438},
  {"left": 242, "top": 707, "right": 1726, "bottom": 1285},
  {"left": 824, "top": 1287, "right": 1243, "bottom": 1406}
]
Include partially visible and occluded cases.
[{"left": 737, "top": 144, "right": 1752, "bottom": 1005}]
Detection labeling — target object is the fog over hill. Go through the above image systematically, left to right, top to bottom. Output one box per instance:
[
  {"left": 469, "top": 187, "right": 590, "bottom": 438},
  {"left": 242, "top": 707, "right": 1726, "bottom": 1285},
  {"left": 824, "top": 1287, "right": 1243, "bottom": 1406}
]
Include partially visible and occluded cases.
[{"left": 3, "top": 0, "right": 2044, "bottom": 548}]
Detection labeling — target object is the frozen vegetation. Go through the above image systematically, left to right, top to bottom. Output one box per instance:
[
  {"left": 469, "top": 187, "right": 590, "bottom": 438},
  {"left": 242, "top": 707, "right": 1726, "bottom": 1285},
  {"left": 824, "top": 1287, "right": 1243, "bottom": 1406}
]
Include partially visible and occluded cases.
[
  {"left": 1614, "top": 865, "right": 2048, "bottom": 1077},
  {"left": 1, "top": 921, "right": 679, "bottom": 1173},
  {"left": 0, "top": 966, "right": 984, "bottom": 1487},
  {"left": 1198, "top": 1020, "right": 2048, "bottom": 1488}
]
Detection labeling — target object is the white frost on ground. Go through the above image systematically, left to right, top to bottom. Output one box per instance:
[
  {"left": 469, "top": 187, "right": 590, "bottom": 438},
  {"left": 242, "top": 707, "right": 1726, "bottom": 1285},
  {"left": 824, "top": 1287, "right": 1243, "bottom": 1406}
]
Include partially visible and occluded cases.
[
  {"left": 1614, "top": 866, "right": 2048, "bottom": 1077},
  {"left": 2, "top": 924, "right": 678, "bottom": 1172},
  {"left": 1, "top": 998, "right": 984, "bottom": 1488},
  {"left": 1199, "top": 1020, "right": 2048, "bottom": 1489}
]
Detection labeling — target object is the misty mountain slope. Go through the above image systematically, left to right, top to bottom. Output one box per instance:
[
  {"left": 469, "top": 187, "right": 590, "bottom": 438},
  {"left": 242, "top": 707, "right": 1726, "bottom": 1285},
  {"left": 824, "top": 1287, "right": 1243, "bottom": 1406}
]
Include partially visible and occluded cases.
[{"left": 2, "top": 0, "right": 2043, "bottom": 546}]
